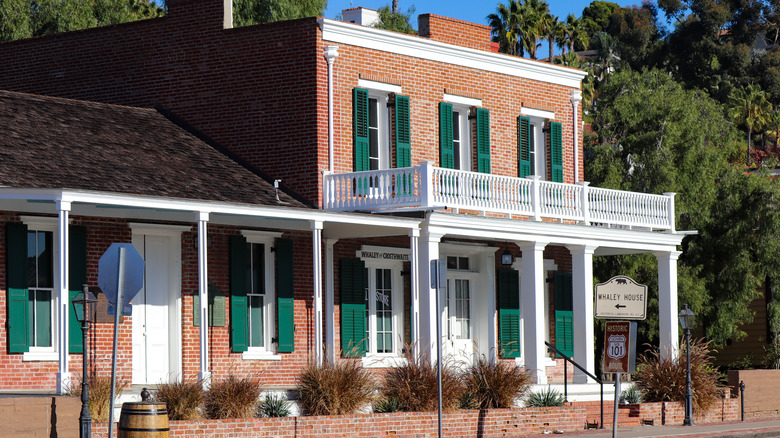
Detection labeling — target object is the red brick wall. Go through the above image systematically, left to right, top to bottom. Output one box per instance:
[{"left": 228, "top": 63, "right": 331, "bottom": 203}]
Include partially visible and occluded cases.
[{"left": 728, "top": 369, "right": 780, "bottom": 419}]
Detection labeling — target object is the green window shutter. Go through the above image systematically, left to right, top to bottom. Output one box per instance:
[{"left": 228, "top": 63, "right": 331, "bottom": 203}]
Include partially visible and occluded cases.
[
  {"left": 353, "top": 88, "right": 370, "bottom": 172},
  {"left": 395, "top": 94, "right": 411, "bottom": 168},
  {"left": 439, "top": 102, "right": 454, "bottom": 169},
  {"left": 476, "top": 108, "right": 491, "bottom": 173},
  {"left": 518, "top": 116, "right": 531, "bottom": 178},
  {"left": 550, "top": 121, "right": 563, "bottom": 183},
  {"left": 6, "top": 222, "right": 29, "bottom": 353},
  {"left": 68, "top": 226, "right": 87, "bottom": 354},
  {"left": 229, "top": 235, "right": 248, "bottom": 352},
  {"left": 275, "top": 238, "right": 295, "bottom": 353},
  {"left": 340, "top": 259, "right": 366, "bottom": 357},
  {"left": 497, "top": 269, "right": 520, "bottom": 358},
  {"left": 554, "top": 272, "right": 573, "bottom": 357}
]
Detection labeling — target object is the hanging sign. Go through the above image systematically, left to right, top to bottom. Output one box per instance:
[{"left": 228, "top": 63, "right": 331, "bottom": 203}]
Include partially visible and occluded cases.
[
  {"left": 595, "top": 275, "right": 647, "bottom": 320},
  {"left": 603, "top": 321, "right": 637, "bottom": 374}
]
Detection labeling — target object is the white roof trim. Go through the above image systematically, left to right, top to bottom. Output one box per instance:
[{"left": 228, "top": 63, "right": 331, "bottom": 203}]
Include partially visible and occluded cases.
[
  {"left": 319, "top": 18, "right": 587, "bottom": 89},
  {"left": 357, "top": 79, "right": 402, "bottom": 94},
  {"left": 443, "top": 93, "right": 482, "bottom": 107},
  {"left": 521, "top": 107, "right": 555, "bottom": 120}
]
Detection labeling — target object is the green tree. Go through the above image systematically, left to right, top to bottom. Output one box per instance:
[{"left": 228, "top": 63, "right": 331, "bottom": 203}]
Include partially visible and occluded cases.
[
  {"left": 233, "top": 0, "right": 326, "bottom": 27},
  {"left": 488, "top": 0, "right": 523, "bottom": 56},
  {"left": 581, "top": 0, "right": 619, "bottom": 36},
  {"left": 374, "top": 4, "right": 415, "bottom": 34},
  {"left": 560, "top": 13, "right": 589, "bottom": 54},
  {"left": 729, "top": 83, "right": 771, "bottom": 166}
]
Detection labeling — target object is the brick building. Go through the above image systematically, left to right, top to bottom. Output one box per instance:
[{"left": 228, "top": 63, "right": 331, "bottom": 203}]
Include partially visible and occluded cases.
[{"left": 0, "top": 0, "right": 685, "bottom": 396}]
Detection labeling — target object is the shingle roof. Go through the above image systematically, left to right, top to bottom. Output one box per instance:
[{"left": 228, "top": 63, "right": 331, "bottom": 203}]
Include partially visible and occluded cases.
[{"left": 0, "top": 90, "right": 307, "bottom": 208}]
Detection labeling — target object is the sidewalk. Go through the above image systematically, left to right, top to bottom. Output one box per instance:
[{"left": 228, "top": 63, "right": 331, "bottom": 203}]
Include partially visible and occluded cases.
[{"left": 529, "top": 418, "right": 780, "bottom": 438}]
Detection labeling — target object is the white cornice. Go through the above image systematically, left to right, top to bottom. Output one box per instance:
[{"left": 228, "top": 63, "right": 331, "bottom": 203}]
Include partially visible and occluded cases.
[{"left": 318, "top": 18, "right": 587, "bottom": 89}]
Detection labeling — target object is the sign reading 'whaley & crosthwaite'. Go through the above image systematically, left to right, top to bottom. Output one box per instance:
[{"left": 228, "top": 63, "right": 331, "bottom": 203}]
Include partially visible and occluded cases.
[
  {"left": 356, "top": 245, "right": 410, "bottom": 262},
  {"left": 595, "top": 275, "right": 647, "bottom": 320}
]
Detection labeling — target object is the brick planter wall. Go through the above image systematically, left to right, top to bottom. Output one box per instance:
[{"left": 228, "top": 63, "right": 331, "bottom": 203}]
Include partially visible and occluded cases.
[{"left": 728, "top": 369, "right": 780, "bottom": 419}]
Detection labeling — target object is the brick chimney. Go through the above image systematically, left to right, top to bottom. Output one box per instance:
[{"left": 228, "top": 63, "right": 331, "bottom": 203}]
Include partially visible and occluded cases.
[
  {"left": 166, "top": 0, "right": 233, "bottom": 29},
  {"left": 418, "top": 14, "right": 493, "bottom": 52}
]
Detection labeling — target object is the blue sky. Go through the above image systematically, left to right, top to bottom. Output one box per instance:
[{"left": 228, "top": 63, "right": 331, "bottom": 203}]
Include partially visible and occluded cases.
[{"left": 325, "top": 1, "right": 648, "bottom": 25}]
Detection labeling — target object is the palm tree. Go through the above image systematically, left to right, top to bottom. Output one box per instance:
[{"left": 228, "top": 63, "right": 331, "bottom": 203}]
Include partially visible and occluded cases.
[
  {"left": 488, "top": 0, "right": 523, "bottom": 56},
  {"left": 521, "top": 0, "right": 548, "bottom": 60},
  {"left": 540, "top": 13, "right": 563, "bottom": 62},
  {"left": 564, "top": 14, "right": 589, "bottom": 53},
  {"left": 729, "top": 83, "right": 771, "bottom": 166}
]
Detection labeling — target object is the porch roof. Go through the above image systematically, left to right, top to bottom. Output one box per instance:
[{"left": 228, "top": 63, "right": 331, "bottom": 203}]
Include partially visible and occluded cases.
[{"left": 0, "top": 90, "right": 306, "bottom": 208}]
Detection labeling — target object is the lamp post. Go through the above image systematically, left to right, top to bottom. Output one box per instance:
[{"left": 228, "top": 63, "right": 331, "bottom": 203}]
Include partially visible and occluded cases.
[
  {"left": 73, "top": 284, "right": 97, "bottom": 438},
  {"left": 678, "top": 304, "right": 695, "bottom": 426}
]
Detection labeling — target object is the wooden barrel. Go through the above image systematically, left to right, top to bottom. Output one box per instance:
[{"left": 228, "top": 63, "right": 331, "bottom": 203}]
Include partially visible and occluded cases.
[{"left": 118, "top": 401, "right": 169, "bottom": 438}]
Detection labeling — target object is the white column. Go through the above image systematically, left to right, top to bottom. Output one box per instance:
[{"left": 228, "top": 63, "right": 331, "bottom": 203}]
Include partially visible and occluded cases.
[
  {"left": 324, "top": 46, "right": 339, "bottom": 173},
  {"left": 570, "top": 90, "right": 582, "bottom": 183},
  {"left": 56, "top": 200, "right": 71, "bottom": 394},
  {"left": 197, "top": 212, "right": 211, "bottom": 388},
  {"left": 311, "top": 221, "right": 324, "bottom": 365},
  {"left": 418, "top": 227, "right": 443, "bottom": 363},
  {"left": 409, "top": 229, "right": 421, "bottom": 359},
  {"left": 325, "top": 238, "right": 337, "bottom": 364},
  {"left": 520, "top": 241, "right": 548, "bottom": 384},
  {"left": 570, "top": 244, "right": 596, "bottom": 383},
  {"left": 656, "top": 250, "right": 681, "bottom": 359},
  {"left": 483, "top": 251, "right": 497, "bottom": 363}
]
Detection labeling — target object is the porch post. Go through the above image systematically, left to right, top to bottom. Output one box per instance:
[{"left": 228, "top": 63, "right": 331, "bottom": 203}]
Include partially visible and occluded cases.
[
  {"left": 56, "top": 200, "right": 71, "bottom": 394},
  {"left": 197, "top": 212, "right": 211, "bottom": 388},
  {"left": 311, "top": 221, "right": 324, "bottom": 365},
  {"left": 419, "top": 223, "right": 443, "bottom": 363},
  {"left": 409, "top": 229, "right": 421, "bottom": 359},
  {"left": 325, "top": 238, "right": 337, "bottom": 364},
  {"left": 520, "top": 241, "right": 548, "bottom": 384},
  {"left": 569, "top": 244, "right": 596, "bottom": 383},
  {"left": 656, "top": 250, "right": 681, "bottom": 360}
]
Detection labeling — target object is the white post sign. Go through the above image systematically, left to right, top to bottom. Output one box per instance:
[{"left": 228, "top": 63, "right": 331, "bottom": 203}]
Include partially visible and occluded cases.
[{"left": 595, "top": 275, "right": 647, "bottom": 320}]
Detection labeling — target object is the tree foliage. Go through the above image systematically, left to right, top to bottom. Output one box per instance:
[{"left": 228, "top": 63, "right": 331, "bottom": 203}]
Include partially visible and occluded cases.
[
  {"left": 232, "top": 0, "right": 326, "bottom": 27},
  {"left": 374, "top": 4, "right": 415, "bottom": 34}
]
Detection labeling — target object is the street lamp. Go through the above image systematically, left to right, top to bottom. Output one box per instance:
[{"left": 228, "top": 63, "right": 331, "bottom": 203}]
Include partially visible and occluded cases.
[
  {"left": 73, "top": 284, "right": 97, "bottom": 438},
  {"left": 678, "top": 303, "right": 695, "bottom": 426}
]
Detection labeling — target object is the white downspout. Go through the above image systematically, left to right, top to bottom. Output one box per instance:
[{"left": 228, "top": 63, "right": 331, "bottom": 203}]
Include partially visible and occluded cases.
[
  {"left": 324, "top": 46, "right": 339, "bottom": 173},
  {"left": 570, "top": 90, "right": 582, "bottom": 182}
]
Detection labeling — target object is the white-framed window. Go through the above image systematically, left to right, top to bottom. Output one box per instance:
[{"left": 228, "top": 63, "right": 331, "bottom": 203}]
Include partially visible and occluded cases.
[
  {"left": 368, "top": 93, "right": 391, "bottom": 170},
  {"left": 451, "top": 106, "right": 473, "bottom": 171},
  {"left": 521, "top": 108, "right": 555, "bottom": 180},
  {"left": 22, "top": 216, "right": 59, "bottom": 361},
  {"left": 241, "top": 231, "right": 279, "bottom": 361},
  {"left": 361, "top": 259, "right": 404, "bottom": 368}
]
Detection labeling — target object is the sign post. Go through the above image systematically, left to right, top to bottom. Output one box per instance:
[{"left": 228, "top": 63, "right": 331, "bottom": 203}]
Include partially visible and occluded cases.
[
  {"left": 98, "top": 243, "right": 144, "bottom": 438},
  {"left": 430, "top": 259, "right": 446, "bottom": 438}
]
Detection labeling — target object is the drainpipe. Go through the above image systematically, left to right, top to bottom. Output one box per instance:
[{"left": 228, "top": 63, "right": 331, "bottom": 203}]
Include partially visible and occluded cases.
[
  {"left": 324, "top": 46, "right": 339, "bottom": 173},
  {"left": 570, "top": 90, "right": 582, "bottom": 183}
]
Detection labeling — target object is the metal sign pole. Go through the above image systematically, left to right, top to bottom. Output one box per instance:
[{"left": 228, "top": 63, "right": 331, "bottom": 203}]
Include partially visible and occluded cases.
[
  {"left": 107, "top": 247, "right": 126, "bottom": 438},
  {"left": 612, "top": 373, "right": 620, "bottom": 438}
]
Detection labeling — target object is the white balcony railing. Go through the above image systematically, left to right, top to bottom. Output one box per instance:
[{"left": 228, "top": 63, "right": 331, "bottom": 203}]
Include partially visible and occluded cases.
[{"left": 323, "top": 161, "right": 676, "bottom": 232}]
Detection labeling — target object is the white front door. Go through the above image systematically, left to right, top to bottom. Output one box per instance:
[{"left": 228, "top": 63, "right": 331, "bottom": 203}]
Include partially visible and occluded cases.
[
  {"left": 131, "top": 228, "right": 182, "bottom": 385},
  {"left": 445, "top": 276, "right": 474, "bottom": 366}
]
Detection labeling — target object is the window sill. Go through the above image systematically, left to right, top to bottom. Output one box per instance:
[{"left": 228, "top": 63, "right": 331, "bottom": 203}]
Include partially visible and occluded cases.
[
  {"left": 23, "top": 351, "right": 58, "bottom": 362},
  {"left": 242, "top": 351, "right": 282, "bottom": 361},
  {"left": 361, "top": 354, "right": 407, "bottom": 368}
]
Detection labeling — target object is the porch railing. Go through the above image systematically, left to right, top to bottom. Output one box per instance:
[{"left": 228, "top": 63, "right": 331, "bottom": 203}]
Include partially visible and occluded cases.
[
  {"left": 323, "top": 161, "right": 676, "bottom": 232},
  {"left": 546, "top": 341, "right": 604, "bottom": 429}
]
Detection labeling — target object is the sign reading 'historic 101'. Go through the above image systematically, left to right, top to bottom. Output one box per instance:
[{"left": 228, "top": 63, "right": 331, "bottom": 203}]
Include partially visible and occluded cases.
[{"left": 595, "top": 275, "right": 647, "bottom": 320}]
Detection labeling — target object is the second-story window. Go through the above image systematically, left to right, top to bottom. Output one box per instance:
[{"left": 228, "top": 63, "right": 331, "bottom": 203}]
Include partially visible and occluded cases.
[
  {"left": 354, "top": 84, "right": 411, "bottom": 172},
  {"left": 440, "top": 99, "right": 490, "bottom": 173},
  {"left": 518, "top": 111, "right": 563, "bottom": 182}
]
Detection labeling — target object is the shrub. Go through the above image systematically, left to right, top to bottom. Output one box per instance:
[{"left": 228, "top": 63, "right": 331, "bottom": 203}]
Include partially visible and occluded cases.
[
  {"left": 633, "top": 338, "right": 721, "bottom": 413},
  {"left": 380, "top": 350, "right": 463, "bottom": 412},
  {"left": 461, "top": 356, "right": 533, "bottom": 409},
  {"left": 296, "top": 359, "right": 376, "bottom": 416},
  {"left": 69, "top": 371, "right": 129, "bottom": 422},
  {"left": 204, "top": 374, "right": 261, "bottom": 419},
  {"left": 155, "top": 378, "right": 204, "bottom": 420},
  {"left": 620, "top": 385, "right": 643, "bottom": 404},
  {"left": 525, "top": 387, "right": 565, "bottom": 407},
  {"left": 258, "top": 394, "right": 292, "bottom": 418},
  {"left": 373, "top": 397, "right": 403, "bottom": 413}
]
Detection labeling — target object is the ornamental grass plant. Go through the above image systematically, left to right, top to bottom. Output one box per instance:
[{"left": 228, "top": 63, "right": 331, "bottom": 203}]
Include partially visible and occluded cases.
[
  {"left": 633, "top": 338, "right": 721, "bottom": 413},
  {"left": 379, "top": 349, "right": 463, "bottom": 412},
  {"left": 460, "top": 356, "right": 534, "bottom": 409},
  {"left": 296, "top": 358, "right": 376, "bottom": 416},
  {"left": 68, "top": 371, "right": 129, "bottom": 422},
  {"left": 204, "top": 373, "right": 261, "bottom": 419},
  {"left": 155, "top": 378, "right": 205, "bottom": 420},
  {"left": 525, "top": 387, "right": 566, "bottom": 407}
]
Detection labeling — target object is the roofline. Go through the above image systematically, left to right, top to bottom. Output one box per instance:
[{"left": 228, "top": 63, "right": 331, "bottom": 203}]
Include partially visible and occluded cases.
[
  {"left": 318, "top": 18, "right": 587, "bottom": 89},
  {"left": 0, "top": 187, "right": 421, "bottom": 230}
]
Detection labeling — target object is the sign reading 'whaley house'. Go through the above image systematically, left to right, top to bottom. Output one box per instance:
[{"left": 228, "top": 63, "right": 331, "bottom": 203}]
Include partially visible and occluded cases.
[{"left": 595, "top": 275, "right": 648, "bottom": 320}]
